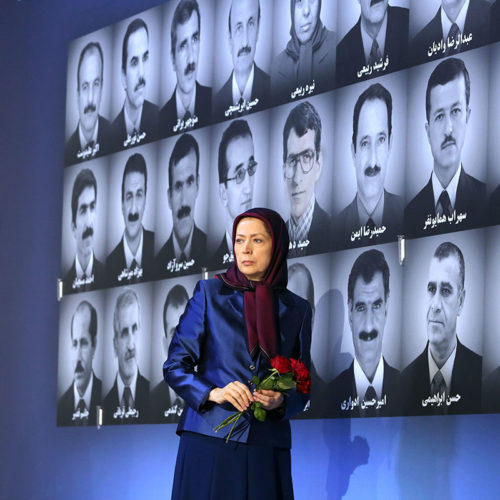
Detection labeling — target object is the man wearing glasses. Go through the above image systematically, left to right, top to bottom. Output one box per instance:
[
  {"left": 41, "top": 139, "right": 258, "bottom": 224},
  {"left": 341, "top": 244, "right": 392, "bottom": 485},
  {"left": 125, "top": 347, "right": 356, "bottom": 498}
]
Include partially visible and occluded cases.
[
  {"left": 282, "top": 101, "right": 332, "bottom": 257},
  {"left": 213, "top": 119, "right": 258, "bottom": 268}
]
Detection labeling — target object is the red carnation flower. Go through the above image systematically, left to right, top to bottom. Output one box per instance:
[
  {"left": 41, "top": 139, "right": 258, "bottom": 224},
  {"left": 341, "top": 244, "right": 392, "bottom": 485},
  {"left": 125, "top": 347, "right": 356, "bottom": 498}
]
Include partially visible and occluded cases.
[
  {"left": 271, "top": 355, "right": 292, "bottom": 374},
  {"left": 290, "top": 358, "right": 311, "bottom": 394}
]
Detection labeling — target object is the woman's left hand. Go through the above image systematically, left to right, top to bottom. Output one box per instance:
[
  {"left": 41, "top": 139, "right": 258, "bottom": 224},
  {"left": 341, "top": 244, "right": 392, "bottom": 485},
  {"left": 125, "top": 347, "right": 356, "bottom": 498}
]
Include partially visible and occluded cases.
[{"left": 253, "top": 389, "right": 284, "bottom": 411}]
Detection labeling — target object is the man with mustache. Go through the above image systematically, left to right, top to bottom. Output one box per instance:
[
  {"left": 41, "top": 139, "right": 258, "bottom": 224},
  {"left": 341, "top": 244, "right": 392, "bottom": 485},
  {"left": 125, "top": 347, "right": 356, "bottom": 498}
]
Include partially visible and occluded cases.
[
  {"left": 159, "top": 0, "right": 212, "bottom": 136},
  {"left": 213, "top": 0, "right": 270, "bottom": 121},
  {"left": 271, "top": 0, "right": 336, "bottom": 103},
  {"left": 336, "top": 0, "right": 409, "bottom": 88},
  {"left": 410, "top": 0, "right": 490, "bottom": 65},
  {"left": 110, "top": 18, "right": 158, "bottom": 152},
  {"left": 65, "top": 41, "right": 110, "bottom": 166},
  {"left": 405, "top": 57, "right": 486, "bottom": 238},
  {"left": 333, "top": 83, "right": 403, "bottom": 250},
  {"left": 282, "top": 101, "right": 332, "bottom": 258},
  {"left": 212, "top": 119, "right": 257, "bottom": 268},
  {"left": 156, "top": 133, "right": 207, "bottom": 277},
  {"left": 106, "top": 153, "right": 155, "bottom": 286},
  {"left": 63, "top": 168, "right": 105, "bottom": 295},
  {"left": 401, "top": 242, "right": 481, "bottom": 415},
  {"left": 327, "top": 249, "right": 400, "bottom": 417},
  {"left": 150, "top": 284, "right": 189, "bottom": 423},
  {"left": 102, "top": 288, "right": 150, "bottom": 424},
  {"left": 57, "top": 300, "right": 102, "bottom": 426}
]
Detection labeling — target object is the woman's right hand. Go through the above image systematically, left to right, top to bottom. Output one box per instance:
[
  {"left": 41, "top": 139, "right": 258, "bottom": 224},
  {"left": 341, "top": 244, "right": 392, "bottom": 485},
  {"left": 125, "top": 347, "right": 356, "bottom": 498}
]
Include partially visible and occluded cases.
[{"left": 208, "top": 381, "right": 254, "bottom": 412}]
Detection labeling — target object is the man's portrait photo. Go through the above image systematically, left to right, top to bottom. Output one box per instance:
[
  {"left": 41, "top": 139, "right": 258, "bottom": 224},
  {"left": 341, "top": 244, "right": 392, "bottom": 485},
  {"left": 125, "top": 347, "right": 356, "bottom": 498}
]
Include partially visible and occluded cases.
[
  {"left": 159, "top": 0, "right": 212, "bottom": 136},
  {"left": 212, "top": 0, "right": 271, "bottom": 121},
  {"left": 271, "top": 0, "right": 337, "bottom": 102},
  {"left": 336, "top": 0, "right": 409, "bottom": 88},
  {"left": 410, "top": 0, "right": 491, "bottom": 66},
  {"left": 109, "top": 15, "right": 160, "bottom": 152},
  {"left": 65, "top": 36, "right": 111, "bottom": 166},
  {"left": 405, "top": 56, "right": 488, "bottom": 238},
  {"left": 333, "top": 81, "right": 404, "bottom": 249},
  {"left": 155, "top": 132, "right": 208, "bottom": 277},
  {"left": 106, "top": 151, "right": 155, "bottom": 286},
  {"left": 62, "top": 166, "right": 106, "bottom": 295},
  {"left": 401, "top": 236, "right": 484, "bottom": 416},
  {"left": 326, "top": 249, "right": 401, "bottom": 417},
  {"left": 150, "top": 283, "right": 189, "bottom": 423},
  {"left": 102, "top": 287, "right": 151, "bottom": 424},
  {"left": 57, "top": 298, "right": 102, "bottom": 426}
]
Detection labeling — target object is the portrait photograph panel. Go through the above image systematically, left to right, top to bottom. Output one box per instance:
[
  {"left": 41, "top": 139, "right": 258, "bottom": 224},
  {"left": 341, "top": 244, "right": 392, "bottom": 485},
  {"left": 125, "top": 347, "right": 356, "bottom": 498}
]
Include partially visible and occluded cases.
[
  {"left": 65, "top": 25, "right": 114, "bottom": 166},
  {"left": 331, "top": 70, "right": 408, "bottom": 250},
  {"left": 400, "top": 228, "right": 486, "bottom": 415},
  {"left": 57, "top": 290, "right": 106, "bottom": 426}
]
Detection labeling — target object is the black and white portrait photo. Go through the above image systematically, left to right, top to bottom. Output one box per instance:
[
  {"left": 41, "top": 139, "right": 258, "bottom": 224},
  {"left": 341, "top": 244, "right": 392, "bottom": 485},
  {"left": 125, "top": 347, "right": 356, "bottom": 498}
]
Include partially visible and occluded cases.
[
  {"left": 159, "top": 0, "right": 214, "bottom": 137},
  {"left": 212, "top": 0, "right": 273, "bottom": 121},
  {"left": 271, "top": 0, "right": 337, "bottom": 103},
  {"left": 336, "top": 0, "right": 409, "bottom": 88},
  {"left": 409, "top": 0, "right": 491, "bottom": 66},
  {"left": 109, "top": 8, "right": 162, "bottom": 152},
  {"left": 65, "top": 27, "right": 113, "bottom": 166},
  {"left": 404, "top": 52, "right": 489, "bottom": 238},
  {"left": 332, "top": 73, "right": 407, "bottom": 250},
  {"left": 267, "top": 95, "right": 335, "bottom": 258},
  {"left": 207, "top": 112, "right": 269, "bottom": 269},
  {"left": 155, "top": 130, "right": 210, "bottom": 278},
  {"left": 105, "top": 145, "right": 157, "bottom": 286},
  {"left": 61, "top": 161, "right": 108, "bottom": 295},
  {"left": 401, "top": 230, "right": 485, "bottom": 416},
  {"left": 102, "top": 284, "right": 153, "bottom": 424},
  {"left": 57, "top": 291, "right": 105, "bottom": 426}
]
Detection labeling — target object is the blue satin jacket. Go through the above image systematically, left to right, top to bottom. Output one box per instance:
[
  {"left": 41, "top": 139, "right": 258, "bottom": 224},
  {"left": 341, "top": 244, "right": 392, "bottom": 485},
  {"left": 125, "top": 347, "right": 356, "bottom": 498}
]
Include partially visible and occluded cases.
[{"left": 163, "top": 278, "right": 312, "bottom": 448}]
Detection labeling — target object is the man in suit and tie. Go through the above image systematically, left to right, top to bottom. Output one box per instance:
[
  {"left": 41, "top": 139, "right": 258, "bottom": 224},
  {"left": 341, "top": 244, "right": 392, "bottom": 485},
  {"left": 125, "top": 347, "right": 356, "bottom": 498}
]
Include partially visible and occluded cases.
[
  {"left": 159, "top": 0, "right": 212, "bottom": 136},
  {"left": 213, "top": 0, "right": 270, "bottom": 121},
  {"left": 336, "top": 0, "right": 409, "bottom": 88},
  {"left": 410, "top": 0, "right": 490, "bottom": 65},
  {"left": 109, "top": 18, "right": 158, "bottom": 152},
  {"left": 65, "top": 41, "right": 110, "bottom": 166},
  {"left": 405, "top": 57, "right": 486, "bottom": 238},
  {"left": 333, "top": 83, "right": 404, "bottom": 250},
  {"left": 282, "top": 101, "right": 332, "bottom": 257},
  {"left": 212, "top": 119, "right": 257, "bottom": 268},
  {"left": 155, "top": 133, "right": 207, "bottom": 277},
  {"left": 106, "top": 153, "right": 155, "bottom": 286},
  {"left": 63, "top": 168, "right": 105, "bottom": 295},
  {"left": 401, "top": 242, "right": 482, "bottom": 415},
  {"left": 150, "top": 284, "right": 189, "bottom": 423},
  {"left": 102, "top": 288, "right": 150, "bottom": 424},
  {"left": 57, "top": 300, "right": 102, "bottom": 426}
]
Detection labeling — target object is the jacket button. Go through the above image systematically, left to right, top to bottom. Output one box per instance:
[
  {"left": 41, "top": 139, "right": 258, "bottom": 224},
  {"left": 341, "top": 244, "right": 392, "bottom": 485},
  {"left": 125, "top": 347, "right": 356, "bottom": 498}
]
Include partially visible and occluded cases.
[{"left": 249, "top": 364, "right": 255, "bottom": 371}]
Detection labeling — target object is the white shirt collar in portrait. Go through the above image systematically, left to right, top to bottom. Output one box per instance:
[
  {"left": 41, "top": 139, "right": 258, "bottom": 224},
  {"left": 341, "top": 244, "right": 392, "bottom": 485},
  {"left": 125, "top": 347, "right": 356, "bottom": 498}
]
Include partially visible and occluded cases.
[
  {"left": 441, "top": 0, "right": 469, "bottom": 37},
  {"left": 360, "top": 10, "right": 388, "bottom": 63},
  {"left": 232, "top": 63, "right": 255, "bottom": 105},
  {"left": 175, "top": 84, "right": 197, "bottom": 120},
  {"left": 123, "top": 101, "right": 144, "bottom": 136},
  {"left": 78, "top": 119, "right": 99, "bottom": 151},
  {"left": 431, "top": 163, "right": 462, "bottom": 211},
  {"left": 356, "top": 190, "right": 385, "bottom": 227},
  {"left": 288, "top": 194, "right": 315, "bottom": 243},
  {"left": 172, "top": 223, "right": 195, "bottom": 261},
  {"left": 123, "top": 227, "right": 144, "bottom": 268},
  {"left": 225, "top": 231, "right": 234, "bottom": 257},
  {"left": 75, "top": 251, "right": 94, "bottom": 279},
  {"left": 428, "top": 341, "right": 457, "bottom": 394},
  {"left": 354, "top": 354, "right": 385, "bottom": 401},
  {"left": 117, "top": 367, "right": 138, "bottom": 405},
  {"left": 73, "top": 371, "right": 94, "bottom": 411}
]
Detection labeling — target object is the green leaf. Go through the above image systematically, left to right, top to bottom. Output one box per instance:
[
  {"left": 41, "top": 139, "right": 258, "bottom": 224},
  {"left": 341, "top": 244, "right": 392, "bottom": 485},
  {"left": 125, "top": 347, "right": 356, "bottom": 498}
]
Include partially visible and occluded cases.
[
  {"left": 252, "top": 376, "right": 260, "bottom": 386},
  {"left": 254, "top": 407, "right": 266, "bottom": 422}
]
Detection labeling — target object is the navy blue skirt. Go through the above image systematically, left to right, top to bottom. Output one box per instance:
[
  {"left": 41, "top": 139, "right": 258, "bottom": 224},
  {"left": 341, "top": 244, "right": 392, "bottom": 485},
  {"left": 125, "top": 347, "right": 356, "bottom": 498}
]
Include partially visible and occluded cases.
[{"left": 171, "top": 432, "right": 294, "bottom": 500}]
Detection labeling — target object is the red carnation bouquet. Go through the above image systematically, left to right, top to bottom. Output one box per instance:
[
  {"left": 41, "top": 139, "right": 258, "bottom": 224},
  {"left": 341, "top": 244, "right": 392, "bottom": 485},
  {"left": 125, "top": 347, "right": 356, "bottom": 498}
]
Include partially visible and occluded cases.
[{"left": 214, "top": 355, "right": 311, "bottom": 442}]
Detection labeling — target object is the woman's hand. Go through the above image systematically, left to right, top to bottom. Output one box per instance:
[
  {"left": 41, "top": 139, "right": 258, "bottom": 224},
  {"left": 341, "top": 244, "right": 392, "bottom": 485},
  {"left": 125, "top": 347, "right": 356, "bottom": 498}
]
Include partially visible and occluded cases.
[
  {"left": 209, "top": 381, "right": 254, "bottom": 412},
  {"left": 253, "top": 389, "right": 284, "bottom": 411}
]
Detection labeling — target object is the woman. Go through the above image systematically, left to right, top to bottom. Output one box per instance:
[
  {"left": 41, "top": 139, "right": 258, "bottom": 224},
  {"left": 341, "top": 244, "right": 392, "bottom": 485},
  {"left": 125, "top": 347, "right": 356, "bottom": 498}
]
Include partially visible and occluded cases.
[{"left": 164, "top": 207, "right": 312, "bottom": 500}]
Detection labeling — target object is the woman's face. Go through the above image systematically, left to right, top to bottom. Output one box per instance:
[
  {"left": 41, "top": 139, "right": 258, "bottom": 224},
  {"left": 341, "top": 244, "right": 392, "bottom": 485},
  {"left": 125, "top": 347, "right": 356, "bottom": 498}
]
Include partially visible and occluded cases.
[{"left": 234, "top": 217, "right": 273, "bottom": 281}]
